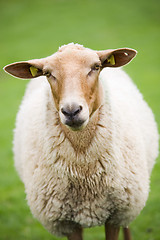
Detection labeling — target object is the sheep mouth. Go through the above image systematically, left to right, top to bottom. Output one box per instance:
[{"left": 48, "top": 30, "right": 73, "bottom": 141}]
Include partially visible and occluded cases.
[{"left": 65, "top": 119, "right": 87, "bottom": 131}]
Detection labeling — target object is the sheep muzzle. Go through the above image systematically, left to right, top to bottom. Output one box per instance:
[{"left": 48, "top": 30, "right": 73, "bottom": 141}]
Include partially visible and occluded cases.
[{"left": 59, "top": 102, "right": 89, "bottom": 131}]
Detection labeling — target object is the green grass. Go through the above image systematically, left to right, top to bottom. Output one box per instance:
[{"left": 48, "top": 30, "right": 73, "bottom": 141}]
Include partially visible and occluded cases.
[{"left": 0, "top": 0, "right": 160, "bottom": 239}]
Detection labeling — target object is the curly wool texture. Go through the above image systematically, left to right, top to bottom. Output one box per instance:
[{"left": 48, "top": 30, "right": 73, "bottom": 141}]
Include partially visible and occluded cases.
[{"left": 13, "top": 62, "right": 159, "bottom": 236}]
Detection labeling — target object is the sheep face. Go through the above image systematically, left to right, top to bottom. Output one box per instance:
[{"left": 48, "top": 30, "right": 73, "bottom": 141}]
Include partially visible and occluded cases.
[
  {"left": 4, "top": 44, "right": 137, "bottom": 131},
  {"left": 46, "top": 49, "right": 103, "bottom": 131}
]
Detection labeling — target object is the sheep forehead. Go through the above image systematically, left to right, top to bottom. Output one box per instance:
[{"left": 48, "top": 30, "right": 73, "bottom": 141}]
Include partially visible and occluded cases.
[{"left": 47, "top": 44, "right": 100, "bottom": 73}]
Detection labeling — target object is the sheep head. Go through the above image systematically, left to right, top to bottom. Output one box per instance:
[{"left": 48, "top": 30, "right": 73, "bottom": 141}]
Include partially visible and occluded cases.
[{"left": 4, "top": 43, "right": 137, "bottom": 131}]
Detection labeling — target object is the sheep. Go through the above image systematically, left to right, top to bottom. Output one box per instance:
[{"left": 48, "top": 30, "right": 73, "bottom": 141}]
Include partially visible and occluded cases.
[{"left": 4, "top": 43, "right": 159, "bottom": 240}]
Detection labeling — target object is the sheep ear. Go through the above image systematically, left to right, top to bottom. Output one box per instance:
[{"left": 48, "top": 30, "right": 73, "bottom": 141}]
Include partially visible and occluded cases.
[
  {"left": 97, "top": 48, "right": 137, "bottom": 68},
  {"left": 3, "top": 60, "right": 43, "bottom": 79}
]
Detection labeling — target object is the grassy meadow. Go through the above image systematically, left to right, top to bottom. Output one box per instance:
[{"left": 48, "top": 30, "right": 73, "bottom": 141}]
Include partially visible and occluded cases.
[{"left": 0, "top": 0, "right": 160, "bottom": 239}]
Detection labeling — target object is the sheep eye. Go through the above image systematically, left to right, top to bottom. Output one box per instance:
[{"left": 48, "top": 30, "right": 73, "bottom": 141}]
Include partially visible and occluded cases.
[
  {"left": 88, "top": 64, "right": 101, "bottom": 76},
  {"left": 92, "top": 64, "right": 101, "bottom": 71},
  {"left": 43, "top": 71, "right": 56, "bottom": 80},
  {"left": 44, "top": 71, "right": 51, "bottom": 78}
]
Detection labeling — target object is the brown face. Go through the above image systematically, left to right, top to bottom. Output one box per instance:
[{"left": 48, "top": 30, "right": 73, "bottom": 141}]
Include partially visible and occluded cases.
[
  {"left": 4, "top": 44, "right": 137, "bottom": 131},
  {"left": 44, "top": 49, "right": 103, "bottom": 131}
]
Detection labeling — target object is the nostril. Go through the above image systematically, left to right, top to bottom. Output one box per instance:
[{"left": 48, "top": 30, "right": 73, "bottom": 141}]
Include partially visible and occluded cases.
[
  {"left": 61, "top": 105, "right": 83, "bottom": 118},
  {"left": 73, "top": 105, "right": 82, "bottom": 116},
  {"left": 61, "top": 107, "right": 69, "bottom": 116}
]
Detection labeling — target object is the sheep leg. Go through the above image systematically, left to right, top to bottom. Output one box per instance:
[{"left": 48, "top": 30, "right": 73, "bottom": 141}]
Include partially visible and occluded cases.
[
  {"left": 105, "top": 223, "right": 120, "bottom": 240},
  {"left": 67, "top": 227, "right": 83, "bottom": 240},
  {"left": 123, "top": 227, "right": 132, "bottom": 240}
]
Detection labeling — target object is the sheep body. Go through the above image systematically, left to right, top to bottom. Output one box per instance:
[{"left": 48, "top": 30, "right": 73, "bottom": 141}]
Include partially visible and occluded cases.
[{"left": 13, "top": 66, "right": 159, "bottom": 236}]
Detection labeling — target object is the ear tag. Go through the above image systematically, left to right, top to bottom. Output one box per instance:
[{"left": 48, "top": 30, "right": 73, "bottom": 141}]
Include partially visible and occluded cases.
[
  {"left": 108, "top": 55, "right": 115, "bottom": 65},
  {"left": 30, "top": 66, "right": 38, "bottom": 77}
]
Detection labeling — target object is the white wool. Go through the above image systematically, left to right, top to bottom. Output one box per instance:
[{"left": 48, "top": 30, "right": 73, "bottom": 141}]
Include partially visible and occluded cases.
[
  {"left": 58, "top": 43, "right": 85, "bottom": 52},
  {"left": 13, "top": 67, "right": 159, "bottom": 236}
]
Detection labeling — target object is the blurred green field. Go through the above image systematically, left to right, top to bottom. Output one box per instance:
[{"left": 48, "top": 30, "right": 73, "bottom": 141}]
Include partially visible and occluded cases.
[{"left": 0, "top": 0, "right": 160, "bottom": 239}]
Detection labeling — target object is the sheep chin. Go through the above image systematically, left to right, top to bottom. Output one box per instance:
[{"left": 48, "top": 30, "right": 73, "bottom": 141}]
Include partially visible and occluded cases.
[{"left": 65, "top": 119, "right": 89, "bottom": 132}]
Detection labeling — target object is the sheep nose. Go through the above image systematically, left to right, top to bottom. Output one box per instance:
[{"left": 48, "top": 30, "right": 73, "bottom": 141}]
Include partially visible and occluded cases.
[{"left": 61, "top": 104, "right": 83, "bottom": 118}]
